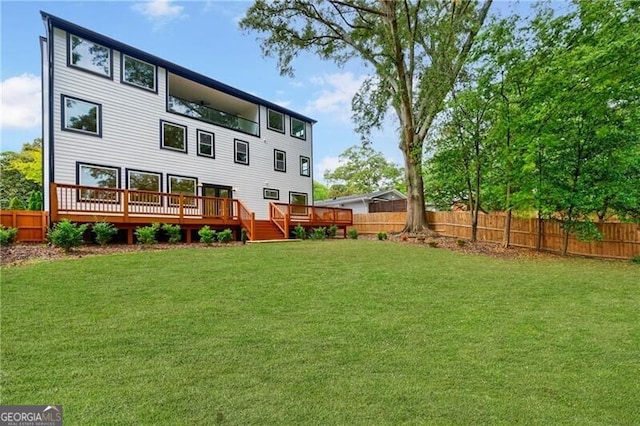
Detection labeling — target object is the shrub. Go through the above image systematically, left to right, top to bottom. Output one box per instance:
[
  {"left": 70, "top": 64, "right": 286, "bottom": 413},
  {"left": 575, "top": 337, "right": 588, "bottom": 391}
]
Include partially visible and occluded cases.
[
  {"left": 27, "top": 190, "right": 43, "bottom": 211},
  {"left": 8, "top": 197, "right": 26, "bottom": 210},
  {"left": 48, "top": 219, "right": 87, "bottom": 252},
  {"left": 93, "top": 222, "right": 118, "bottom": 246},
  {"left": 135, "top": 223, "right": 160, "bottom": 245},
  {"left": 162, "top": 224, "right": 182, "bottom": 244},
  {"left": 293, "top": 224, "right": 306, "bottom": 240},
  {"left": 327, "top": 224, "right": 338, "bottom": 238},
  {"left": 0, "top": 225, "right": 18, "bottom": 247},
  {"left": 198, "top": 226, "right": 216, "bottom": 245},
  {"left": 310, "top": 227, "right": 326, "bottom": 240},
  {"left": 217, "top": 228, "right": 233, "bottom": 243},
  {"left": 347, "top": 228, "right": 358, "bottom": 239},
  {"left": 377, "top": 231, "right": 388, "bottom": 241},
  {"left": 456, "top": 239, "right": 466, "bottom": 247},
  {"left": 632, "top": 256, "right": 640, "bottom": 265}
]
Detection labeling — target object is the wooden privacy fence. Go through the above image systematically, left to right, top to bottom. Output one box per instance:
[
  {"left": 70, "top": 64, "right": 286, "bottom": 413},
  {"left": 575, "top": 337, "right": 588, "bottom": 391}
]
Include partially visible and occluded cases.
[
  {"left": 0, "top": 210, "right": 49, "bottom": 243},
  {"left": 352, "top": 211, "right": 640, "bottom": 260}
]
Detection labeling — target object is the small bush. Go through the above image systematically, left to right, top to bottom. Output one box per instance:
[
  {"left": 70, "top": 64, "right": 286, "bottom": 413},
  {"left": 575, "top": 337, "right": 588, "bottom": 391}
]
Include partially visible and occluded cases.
[
  {"left": 27, "top": 190, "right": 43, "bottom": 211},
  {"left": 8, "top": 197, "right": 26, "bottom": 210},
  {"left": 48, "top": 219, "right": 88, "bottom": 252},
  {"left": 93, "top": 222, "right": 118, "bottom": 246},
  {"left": 135, "top": 223, "right": 160, "bottom": 245},
  {"left": 162, "top": 223, "right": 182, "bottom": 244},
  {"left": 293, "top": 224, "right": 307, "bottom": 240},
  {"left": 327, "top": 224, "right": 338, "bottom": 238},
  {"left": 0, "top": 225, "right": 18, "bottom": 247},
  {"left": 198, "top": 226, "right": 216, "bottom": 245},
  {"left": 310, "top": 227, "right": 326, "bottom": 240},
  {"left": 217, "top": 228, "right": 233, "bottom": 243},
  {"left": 347, "top": 228, "right": 358, "bottom": 240},
  {"left": 377, "top": 231, "right": 388, "bottom": 241},
  {"left": 456, "top": 239, "right": 466, "bottom": 247},
  {"left": 428, "top": 240, "right": 439, "bottom": 248},
  {"left": 632, "top": 256, "right": 640, "bottom": 265}
]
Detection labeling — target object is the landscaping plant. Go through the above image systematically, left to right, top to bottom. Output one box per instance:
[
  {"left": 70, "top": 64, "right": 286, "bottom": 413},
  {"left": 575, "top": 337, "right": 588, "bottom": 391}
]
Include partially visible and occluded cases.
[
  {"left": 48, "top": 219, "right": 87, "bottom": 252},
  {"left": 93, "top": 222, "right": 118, "bottom": 246},
  {"left": 135, "top": 223, "right": 160, "bottom": 245},
  {"left": 162, "top": 224, "right": 182, "bottom": 244},
  {"left": 293, "top": 224, "right": 306, "bottom": 240},
  {"left": 327, "top": 224, "right": 338, "bottom": 238},
  {"left": 0, "top": 225, "right": 18, "bottom": 247},
  {"left": 198, "top": 226, "right": 216, "bottom": 245},
  {"left": 310, "top": 227, "right": 326, "bottom": 240},
  {"left": 217, "top": 228, "right": 233, "bottom": 243},
  {"left": 347, "top": 228, "right": 358, "bottom": 239},
  {"left": 377, "top": 231, "right": 388, "bottom": 241}
]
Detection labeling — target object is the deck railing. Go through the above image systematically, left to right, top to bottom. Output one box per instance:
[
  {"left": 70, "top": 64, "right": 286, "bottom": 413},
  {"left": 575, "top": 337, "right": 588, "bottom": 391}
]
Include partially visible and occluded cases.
[
  {"left": 168, "top": 95, "right": 259, "bottom": 136},
  {"left": 51, "top": 183, "right": 239, "bottom": 223},
  {"left": 237, "top": 200, "right": 255, "bottom": 240},
  {"left": 270, "top": 202, "right": 289, "bottom": 236},
  {"left": 271, "top": 203, "right": 353, "bottom": 225}
]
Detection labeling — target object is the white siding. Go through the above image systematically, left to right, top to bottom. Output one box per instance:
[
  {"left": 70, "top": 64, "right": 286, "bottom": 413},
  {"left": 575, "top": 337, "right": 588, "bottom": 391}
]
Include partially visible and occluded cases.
[{"left": 49, "top": 27, "right": 313, "bottom": 219}]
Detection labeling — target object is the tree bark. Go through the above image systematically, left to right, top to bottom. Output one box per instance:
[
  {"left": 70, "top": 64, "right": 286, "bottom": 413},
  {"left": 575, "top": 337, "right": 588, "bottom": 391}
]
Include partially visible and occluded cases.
[{"left": 402, "top": 144, "right": 429, "bottom": 233}]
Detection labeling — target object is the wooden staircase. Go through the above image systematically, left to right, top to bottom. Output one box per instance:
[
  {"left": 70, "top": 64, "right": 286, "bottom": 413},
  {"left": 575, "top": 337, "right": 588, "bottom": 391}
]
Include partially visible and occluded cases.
[{"left": 252, "top": 220, "right": 287, "bottom": 241}]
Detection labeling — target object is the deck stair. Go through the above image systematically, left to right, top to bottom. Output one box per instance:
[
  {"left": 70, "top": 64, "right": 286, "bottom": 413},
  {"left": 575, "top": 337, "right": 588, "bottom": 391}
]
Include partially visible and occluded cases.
[{"left": 252, "top": 219, "right": 287, "bottom": 241}]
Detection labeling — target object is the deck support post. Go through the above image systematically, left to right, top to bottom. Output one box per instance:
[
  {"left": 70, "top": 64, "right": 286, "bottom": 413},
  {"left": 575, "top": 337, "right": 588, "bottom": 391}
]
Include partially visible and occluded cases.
[{"left": 127, "top": 228, "right": 134, "bottom": 245}]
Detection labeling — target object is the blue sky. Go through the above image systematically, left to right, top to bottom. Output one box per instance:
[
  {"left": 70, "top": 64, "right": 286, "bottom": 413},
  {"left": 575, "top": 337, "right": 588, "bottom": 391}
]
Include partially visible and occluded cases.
[{"left": 0, "top": 0, "right": 540, "bottom": 180}]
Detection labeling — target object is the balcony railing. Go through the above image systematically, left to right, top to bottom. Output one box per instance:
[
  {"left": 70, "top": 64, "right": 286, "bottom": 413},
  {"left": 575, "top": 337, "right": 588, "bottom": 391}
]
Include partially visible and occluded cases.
[{"left": 168, "top": 95, "right": 259, "bottom": 136}]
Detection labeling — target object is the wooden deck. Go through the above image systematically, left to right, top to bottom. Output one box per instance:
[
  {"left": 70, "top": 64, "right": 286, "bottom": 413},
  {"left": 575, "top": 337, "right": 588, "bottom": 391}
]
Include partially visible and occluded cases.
[{"left": 50, "top": 183, "right": 352, "bottom": 242}]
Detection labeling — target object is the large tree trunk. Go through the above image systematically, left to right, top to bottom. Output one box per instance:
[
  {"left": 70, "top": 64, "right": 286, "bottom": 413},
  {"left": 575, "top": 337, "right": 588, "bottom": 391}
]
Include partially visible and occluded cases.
[{"left": 402, "top": 147, "right": 428, "bottom": 233}]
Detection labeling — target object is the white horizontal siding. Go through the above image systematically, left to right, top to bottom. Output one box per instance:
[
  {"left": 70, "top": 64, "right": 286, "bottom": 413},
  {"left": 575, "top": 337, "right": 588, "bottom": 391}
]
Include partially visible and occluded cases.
[{"left": 50, "top": 27, "right": 313, "bottom": 219}]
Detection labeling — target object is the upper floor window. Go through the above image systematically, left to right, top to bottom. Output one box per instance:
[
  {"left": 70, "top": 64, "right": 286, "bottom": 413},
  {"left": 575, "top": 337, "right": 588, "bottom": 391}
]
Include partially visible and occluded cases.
[
  {"left": 68, "top": 34, "right": 112, "bottom": 78},
  {"left": 122, "top": 54, "right": 156, "bottom": 92},
  {"left": 62, "top": 95, "right": 101, "bottom": 137},
  {"left": 267, "top": 109, "right": 285, "bottom": 133},
  {"left": 290, "top": 117, "right": 306, "bottom": 140},
  {"left": 160, "top": 121, "right": 187, "bottom": 153},
  {"left": 197, "top": 130, "right": 215, "bottom": 158},
  {"left": 235, "top": 139, "right": 249, "bottom": 165},
  {"left": 274, "top": 150, "right": 286, "bottom": 172},
  {"left": 300, "top": 156, "right": 311, "bottom": 177}
]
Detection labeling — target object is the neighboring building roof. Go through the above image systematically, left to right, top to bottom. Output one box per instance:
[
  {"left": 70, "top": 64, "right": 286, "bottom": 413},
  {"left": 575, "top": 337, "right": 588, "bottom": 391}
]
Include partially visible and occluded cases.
[
  {"left": 40, "top": 11, "right": 316, "bottom": 124},
  {"left": 315, "top": 189, "right": 407, "bottom": 206}
]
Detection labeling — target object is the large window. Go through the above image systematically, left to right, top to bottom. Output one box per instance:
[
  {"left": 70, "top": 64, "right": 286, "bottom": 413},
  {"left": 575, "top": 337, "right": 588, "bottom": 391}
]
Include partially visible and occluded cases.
[
  {"left": 68, "top": 34, "right": 112, "bottom": 78},
  {"left": 122, "top": 54, "right": 156, "bottom": 92},
  {"left": 62, "top": 95, "right": 101, "bottom": 136},
  {"left": 267, "top": 109, "right": 285, "bottom": 133},
  {"left": 290, "top": 117, "right": 306, "bottom": 140},
  {"left": 161, "top": 121, "right": 187, "bottom": 153},
  {"left": 197, "top": 130, "right": 215, "bottom": 158},
  {"left": 234, "top": 139, "right": 249, "bottom": 165},
  {"left": 274, "top": 149, "right": 286, "bottom": 172},
  {"left": 300, "top": 156, "right": 311, "bottom": 177},
  {"left": 77, "top": 163, "right": 119, "bottom": 202},
  {"left": 127, "top": 169, "right": 161, "bottom": 205},
  {"left": 168, "top": 175, "right": 197, "bottom": 207},
  {"left": 263, "top": 188, "right": 280, "bottom": 200},
  {"left": 290, "top": 192, "right": 308, "bottom": 215}
]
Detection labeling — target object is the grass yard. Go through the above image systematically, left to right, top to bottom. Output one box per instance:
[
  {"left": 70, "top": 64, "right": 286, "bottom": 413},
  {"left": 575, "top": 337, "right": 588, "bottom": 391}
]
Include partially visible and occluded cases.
[{"left": 1, "top": 240, "right": 639, "bottom": 424}]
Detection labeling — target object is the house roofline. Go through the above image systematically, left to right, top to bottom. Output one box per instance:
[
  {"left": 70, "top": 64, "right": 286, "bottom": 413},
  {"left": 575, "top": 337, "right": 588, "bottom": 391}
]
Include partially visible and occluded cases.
[
  {"left": 40, "top": 11, "right": 317, "bottom": 124},
  {"left": 315, "top": 188, "right": 407, "bottom": 205}
]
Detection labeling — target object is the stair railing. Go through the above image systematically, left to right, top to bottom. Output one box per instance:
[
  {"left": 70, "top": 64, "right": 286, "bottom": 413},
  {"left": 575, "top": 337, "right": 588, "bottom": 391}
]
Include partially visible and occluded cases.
[
  {"left": 237, "top": 200, "right": 255, "bottom": 240},
  {"left": 269, "top": 202, "right": 289, "bottom": 238}
]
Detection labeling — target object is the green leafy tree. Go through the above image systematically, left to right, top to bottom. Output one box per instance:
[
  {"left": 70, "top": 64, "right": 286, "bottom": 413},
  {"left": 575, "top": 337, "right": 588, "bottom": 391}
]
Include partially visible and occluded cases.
[
  {"left": 241, "top": 0, "right": 493, "bottom": 232},
  {"left": 0, "top": 139, "right": 42, "bottom": 209},
  {"left": 324, "top": 145, "right": 404, "bottom": 196},
  {"left": 313, "top": 180, "right": 330, "bottom": 201}
]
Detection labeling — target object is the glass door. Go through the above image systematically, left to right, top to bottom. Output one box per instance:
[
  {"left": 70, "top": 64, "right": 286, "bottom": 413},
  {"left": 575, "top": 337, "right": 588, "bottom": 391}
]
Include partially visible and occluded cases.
[{"left": 203, "top": 184, "right": 233, "bottom": 218}]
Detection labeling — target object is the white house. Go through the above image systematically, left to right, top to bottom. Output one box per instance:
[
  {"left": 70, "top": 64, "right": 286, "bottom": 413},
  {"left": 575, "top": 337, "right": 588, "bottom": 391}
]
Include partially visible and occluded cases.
[
  {"left": 39, "top": 12, "right": 351, "bottom": 241},
  {"left": 315, "top": 189, "right": 407, "bottom": 214}
]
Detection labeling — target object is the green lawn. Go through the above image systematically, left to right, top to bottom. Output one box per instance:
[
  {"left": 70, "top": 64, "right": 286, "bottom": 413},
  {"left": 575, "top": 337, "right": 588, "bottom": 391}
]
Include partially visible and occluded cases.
[{"left": 1, "top": 240, "right": 639, "bottom": 425}]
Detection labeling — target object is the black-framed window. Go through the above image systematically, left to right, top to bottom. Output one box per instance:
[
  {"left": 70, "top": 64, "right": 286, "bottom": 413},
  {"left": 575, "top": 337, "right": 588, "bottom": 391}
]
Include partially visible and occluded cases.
[
  {"left": 68, "top": 33, "right": 112, "bottom": 78},
  {"left": 121, "top": 54, "right": 157, "bottom": 92},
  {"left": 62, "top": 95, "right": 101, "bottom": 137},
  {"left": 267, "top": 109, "right": 285, "bottom": 133},
  {"left": 290, "top": 117, "right": 306, "bottom": 140},
  {"left": 160, "top": 121, "right": 187, "bottom": 153},
  {"left": 197, "top": 130, "right": 215, "bottom": 158},
  {"left": 234, "top": 139, "right": 249, "bottom": 165},
  {"left": 274, "top": 149, "right": 286, "bottom": 172},
  {"left": 300, "top": 156, "right": 311, "bottom": 177},
  {"left": 77, "top": 162, "right": 120, "bottom": 202},
  {"left": 127, "top": 169, "right": 162, "bottom": 205},
  {"left": 168, "top": 175, "right": 197, "bottom": 207},
  {"left": 263, "top": 188, "right": 280, "bottom": 200},
  {"left": 290, "top": 191, "right": 309, "bottom": 215}
]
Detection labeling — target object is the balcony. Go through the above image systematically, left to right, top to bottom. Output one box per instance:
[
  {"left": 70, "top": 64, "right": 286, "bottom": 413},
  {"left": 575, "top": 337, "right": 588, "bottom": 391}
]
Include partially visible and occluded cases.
[{"left": 168, "top": 95, "right": 259, "bottom": 136}]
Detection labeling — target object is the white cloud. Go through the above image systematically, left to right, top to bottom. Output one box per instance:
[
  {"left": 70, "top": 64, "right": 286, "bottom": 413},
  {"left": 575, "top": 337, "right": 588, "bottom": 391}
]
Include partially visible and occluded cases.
[
  {"left": 132, "top": 0, "right": 186, "bottom": 27},
  {"left": 304, "top": 72, "right": 367, "bottom": 121},
  {"left": 0, "top": 74, "right": 41, "bottom": 129},
  {"left": 315, "top": 155, "right": 344, "bottom": 181}
]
